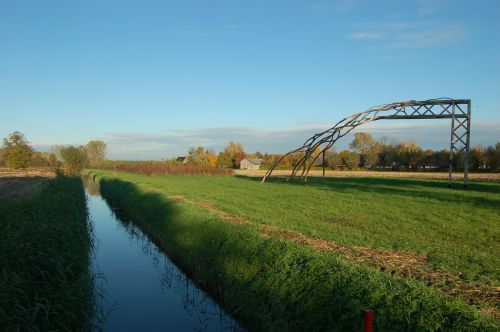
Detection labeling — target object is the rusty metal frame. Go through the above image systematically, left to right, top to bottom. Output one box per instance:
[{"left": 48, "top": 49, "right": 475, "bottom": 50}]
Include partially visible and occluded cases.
[{"left": 262, "top": 98, "right": 471, "bottom": 187}]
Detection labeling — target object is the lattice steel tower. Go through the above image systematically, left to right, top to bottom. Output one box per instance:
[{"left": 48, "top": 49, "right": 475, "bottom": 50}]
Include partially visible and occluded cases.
[{"left": 262, "top": 98, "right": 471, "bottom": 188}]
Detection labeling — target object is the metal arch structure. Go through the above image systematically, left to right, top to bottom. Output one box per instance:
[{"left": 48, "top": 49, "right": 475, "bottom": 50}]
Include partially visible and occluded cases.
[{"left": 261, "top": 98, "right": 472, "bottom": 187}]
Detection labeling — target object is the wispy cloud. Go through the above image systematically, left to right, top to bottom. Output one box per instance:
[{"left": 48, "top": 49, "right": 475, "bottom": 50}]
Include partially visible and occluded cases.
[
  {"left": 417, "top": 0, "right": 452, "bottom": 15},
  {"left": 349, "top": 21, "right": 467, "bottom": 49},
  {"left": 348, "top": 32, "right": 383, "bottom": 40},
  {"left": 99, "top": 121, "right": 499, "bottom": 159}
]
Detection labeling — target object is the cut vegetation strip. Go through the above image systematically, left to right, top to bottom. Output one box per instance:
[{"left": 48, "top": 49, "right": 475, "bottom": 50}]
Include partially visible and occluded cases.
[
  {"left": 94, "top": 173, "right": 499, "bottom": 330},
  {"left": 0, "top": 176, "right": 93, "bottom": 330},
  {"left": 169, "top": 194, "right": 500, "bottom": 316}
]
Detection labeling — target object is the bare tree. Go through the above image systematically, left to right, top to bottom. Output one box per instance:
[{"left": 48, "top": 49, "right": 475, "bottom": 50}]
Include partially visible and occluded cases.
[{"left": 86, "top": 140, "right": 107, "bottom": 167}]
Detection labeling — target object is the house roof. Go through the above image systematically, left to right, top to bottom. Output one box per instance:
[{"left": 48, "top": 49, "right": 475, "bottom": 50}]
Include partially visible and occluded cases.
[{"left": 243, "top": 158, "right": 265, "bottom": 165}]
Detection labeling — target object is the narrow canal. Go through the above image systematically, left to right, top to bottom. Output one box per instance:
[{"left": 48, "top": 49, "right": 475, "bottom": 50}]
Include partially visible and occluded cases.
[{"left": 83, "top": 178, "right": 242, "bottom": 331}]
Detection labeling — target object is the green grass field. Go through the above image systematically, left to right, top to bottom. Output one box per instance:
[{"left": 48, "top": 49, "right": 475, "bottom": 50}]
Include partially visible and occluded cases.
[
  {"left": 91, "top": 170, "right": 500, "bottom": 330},
  {"left": 0, "top": 176, "right": 93, "bottom": 330}
]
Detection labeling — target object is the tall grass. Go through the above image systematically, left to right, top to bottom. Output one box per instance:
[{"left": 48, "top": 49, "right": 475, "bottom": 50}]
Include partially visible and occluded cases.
[
  {"left": 94, "top": 172, "right": 499, "bottom": 331},
  {"left": 0, "top": 176, "right": 93, "bottom": 330}
]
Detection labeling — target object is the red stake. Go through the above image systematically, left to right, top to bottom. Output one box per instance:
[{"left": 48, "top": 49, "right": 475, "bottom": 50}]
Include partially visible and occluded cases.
[{"left": 364, "top": 309, "right": 374, "bottom": 332}]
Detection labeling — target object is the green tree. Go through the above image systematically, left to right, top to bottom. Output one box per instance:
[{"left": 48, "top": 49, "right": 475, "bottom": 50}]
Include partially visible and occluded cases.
[
  {"left": 2, "top": 131, "right": 33, "bottom": 168},
  {"left": 86, "top": 140, "right": 107, "bottom": 167},
  {"left": 485, "top": 142, "right": 500, "bottom": 171},
  {"left": 61, "top": 145, "right": 88, "bottom": 174},
  {"left": 327, "top": 150, "right": 343, "bottom": 169},
  {"left": 216, "top": 152, "right": 233, "bottom": 169}
]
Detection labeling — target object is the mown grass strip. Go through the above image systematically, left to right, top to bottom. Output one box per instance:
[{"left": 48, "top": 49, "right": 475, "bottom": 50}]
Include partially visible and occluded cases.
[
  {"left": 89, "top": 170, "right": 500, "bottom": 288},
  {"left": 94, "top": 172, "right": 499, "bottom": 331},
  {"left": 0, "top": 176, "right": 93, "bottom": 331},
  {"left": 166, "top": 193, "right": 499, "bottom": 313}
]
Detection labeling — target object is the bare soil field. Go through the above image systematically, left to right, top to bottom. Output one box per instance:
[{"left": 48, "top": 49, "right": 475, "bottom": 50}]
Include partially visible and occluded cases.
[
  {"left": 0, "top": 168, "right": 55, "bottom": 199},
  {"left": 235, "top": 169, "right": 500, "bottom": 182}
]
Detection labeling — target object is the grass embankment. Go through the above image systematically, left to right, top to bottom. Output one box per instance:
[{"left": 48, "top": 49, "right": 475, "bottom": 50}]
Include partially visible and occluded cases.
[
  {"left": 91, "top": 170, "right": 499, "bottom": 330},
  {"left": 0, "top": 176, "right": 93, "bottom": 330}
]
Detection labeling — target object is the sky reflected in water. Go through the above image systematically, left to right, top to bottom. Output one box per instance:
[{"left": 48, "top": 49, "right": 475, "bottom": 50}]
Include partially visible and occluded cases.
[{"left": 84, "top": 178, "right": 242, "bottom": 331}]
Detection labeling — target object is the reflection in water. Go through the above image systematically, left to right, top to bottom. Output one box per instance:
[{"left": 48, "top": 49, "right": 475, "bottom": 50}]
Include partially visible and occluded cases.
[{"left": 83, "top": 176, "right": 243, "bottom": 332}]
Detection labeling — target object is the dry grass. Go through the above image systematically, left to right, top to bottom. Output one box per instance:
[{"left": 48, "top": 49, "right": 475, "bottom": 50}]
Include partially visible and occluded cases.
[
  {"left": 0, "top": 167, "right": 55, "bottom": 178},
  {"left": 0, "top": 168, "right": 55, "bottom": 199},
  {"left": 235, "top": 169, "right": 500, "bottom": 182}
]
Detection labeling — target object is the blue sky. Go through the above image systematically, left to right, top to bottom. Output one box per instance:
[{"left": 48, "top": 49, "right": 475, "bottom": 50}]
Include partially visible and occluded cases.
[{"left": 1, "top": 0, "right": 499, "bottom": 159}]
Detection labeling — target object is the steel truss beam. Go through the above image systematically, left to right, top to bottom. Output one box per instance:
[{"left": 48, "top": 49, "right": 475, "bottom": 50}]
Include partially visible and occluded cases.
[{"left": 262, "top": 98, "right": 471, "bottom": 187}]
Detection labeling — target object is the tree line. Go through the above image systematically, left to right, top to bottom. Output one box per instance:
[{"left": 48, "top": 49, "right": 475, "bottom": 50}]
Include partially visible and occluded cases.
[
  {"left": 2, "top": 130, "right": 499, "bottom": 172},
  {"left": 0, "top": 131, "right": 106, "bottom": 174},
  {"left": 177, "top": 133, "right": 500, "bottom": 172}
]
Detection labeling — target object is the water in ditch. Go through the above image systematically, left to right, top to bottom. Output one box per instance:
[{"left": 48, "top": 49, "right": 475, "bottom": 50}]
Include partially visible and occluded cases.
[{"left": 83, "top": 177, "right": 243, "bottom": 331}]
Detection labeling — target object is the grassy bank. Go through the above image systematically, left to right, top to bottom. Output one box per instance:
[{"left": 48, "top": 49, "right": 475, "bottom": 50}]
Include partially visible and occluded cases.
[
  {"left": 92, "top": 170, "right": 499, "bottom": 330},
  {"left": 0, "top": 176, "right": 93, "bottom": 330}
]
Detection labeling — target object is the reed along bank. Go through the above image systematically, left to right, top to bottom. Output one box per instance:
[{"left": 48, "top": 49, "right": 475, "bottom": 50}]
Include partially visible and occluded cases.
[{"left": 0, "top": 176, "right": 93, "bottom": 330}]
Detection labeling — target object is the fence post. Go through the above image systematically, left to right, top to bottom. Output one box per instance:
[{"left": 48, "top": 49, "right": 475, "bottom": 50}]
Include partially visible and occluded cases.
[{"left": 364, "top": 309, "right": 374, "bottom": 332}]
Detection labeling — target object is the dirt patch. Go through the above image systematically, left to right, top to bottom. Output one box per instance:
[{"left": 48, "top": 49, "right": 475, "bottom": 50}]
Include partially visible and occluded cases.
[
  {"left": 0, "top": 167, "right": 55, "bottom": 178},
  {"left": 0, "top": 168, "right": 55, "bottom": 199},
  {"left": 168, "top": 193, "right": 499, "bottom": 315},
  {"left": 168, "top": 195, "right": 247, "bottom": 225},
  {"left": 260, "top": 227, "right": 499, "bottom": 315}
]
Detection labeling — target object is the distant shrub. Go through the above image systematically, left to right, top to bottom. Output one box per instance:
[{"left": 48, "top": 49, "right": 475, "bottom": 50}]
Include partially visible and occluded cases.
[{"left": 61, "top": 145, "right": 88, "bottom": 175}]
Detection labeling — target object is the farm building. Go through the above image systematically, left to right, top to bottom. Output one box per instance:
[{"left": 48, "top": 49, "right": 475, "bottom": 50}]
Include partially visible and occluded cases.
[
  {"left": 176, "top": 156, "right": 187, "bottom": 164},
  {"left": 240, "top": 158, "right": 264, "bottom": 170}
]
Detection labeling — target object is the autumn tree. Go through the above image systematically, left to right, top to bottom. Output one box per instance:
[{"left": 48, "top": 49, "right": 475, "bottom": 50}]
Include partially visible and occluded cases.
[
  {"left": 2, "top": 131, "right": 33, "bottom": 168},
  {"left": 349, "top": 132, "right": 379, "bottom": 167},
  {"left": 349, "top": 132, "right": 377, "bottom": 154},
  {"left": 86, "top": 140, "right": 107, "bottom": 167},
  {"left": 396, "top": 141, "right": 423, "bottom": 170},
  {"left": 220, "top": 142, "right": 245, "bottom": 168},
  {"left": 61, "top": 145, "right": 88, "bottom": 174},
  {"left": 186, "top": 146, "right": 210, "bottom": 167},
  {"left": 469, "top": 146, "right": 485, "bottom": 170},
  {"left": 0, "top": 148, "right": 5, "bottom": 167},
  {"left": 206, "top": 149, "right": 217, "bottom": 167},
  {"left": 339, "top": 150, "right": 360, "bottom": 169},
  {"left": 30, "top": 152, "right": 51, "bottom": 167}
]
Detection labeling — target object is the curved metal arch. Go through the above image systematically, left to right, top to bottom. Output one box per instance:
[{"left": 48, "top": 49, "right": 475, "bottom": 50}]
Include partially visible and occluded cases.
[{"left": 261, "top": 98, "right": 471, "bottom": 187}]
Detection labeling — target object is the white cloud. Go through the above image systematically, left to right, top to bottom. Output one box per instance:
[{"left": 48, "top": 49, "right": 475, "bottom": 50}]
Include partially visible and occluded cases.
[
  {"left": 349, "top": 21, "right": 467, "bottom": 49},
  {"left": 100, "top": 120, "right": 500, "bottom": 159}
]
